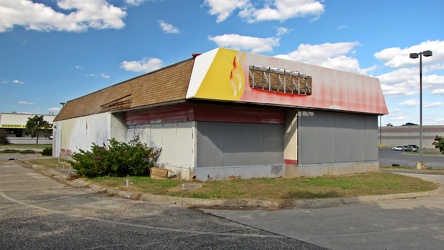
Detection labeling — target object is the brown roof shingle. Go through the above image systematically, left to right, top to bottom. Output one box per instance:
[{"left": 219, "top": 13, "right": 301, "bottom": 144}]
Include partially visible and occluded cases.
[{"left": 54, "top": 58, "right": 195, "bottom": 121}]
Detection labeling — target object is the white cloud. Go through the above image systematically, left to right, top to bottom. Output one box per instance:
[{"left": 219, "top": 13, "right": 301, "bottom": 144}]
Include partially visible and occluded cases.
[
  {"left": 0, "top": 0, "right": 127, "bottom": 32},
  {"left": 125, "top": 0, "right": 146, "bottom": 6},
  {"left": 204, "top": 0, "right": 250, "bottom": 23},
  {"left": 204, "top": 0, "right": 324, "bottom": 23},
  {"left": 239, "top": 0, "right": 325, "bottom": 23},
  {"left": 158, "top": 20, "right": 179, "bottom": 34},
  {"left": 337, "top": 25, "right": 348, "bottom": 30},
  {"left": 276, "top": 26, "right": 291, "bottom": 36},
  {"left": 208, "top": 34, "right": 279, "bottom": 53},
  {"left": 368, "top": 40, "right": 444, "bottom": 126},
  {"left": 374, "top": 40, "right": 444, "bottom": 68},
  {"left": 375, "top": 41, "right": 444, "bottom": 98},
  {"left": 275, "top": 42, "right": 374, "bottom": 74},
  {"left": 276, "top": 42, "right": 358, "bottom": 63},
  {"left": 321, "top": 56, "right": 373, "bottom": 75},
  {"left": 121, "top": 58, "right": 163, "bottom": 73},
  {"left": 428, "top": 63, "right": 444, "bottom": 71},
  {"left": 73, "top": 65, "right": 82, "bottom": 69},
  {"left": 377, "top": 67, "right": 416, "bottom": 85},
  {"left": 377, "top": 68, "right": 418, "bottom": 98},
  {"left": 85, "top": 73, "right": 110, "bottom": 78},
  {"left": 423, "top": 74, "right": 444, "bottom": 90},
  {"left": 12, "top": 79, "right": 24, "bottom": 84},
  {"left": 380, "top": 83, "right": 417, "bottom": 98},
  {"left": 432, "top": 89, "right": 444, "bottom": 95},
  {"left": 399, "top": 99, "right": 418, "bottom": 107},
  {"left": 18, "top": 101, "right": 34, "bottom": 105},
  {"left": 424, "top": 102, "right": 444, "bottom": 108},
  {"left": 48, "top": 107, "right": 61, "bottom": 112},
  {"left": 384, "top": 109, "right": 407, "bottom": 122},
  {"left": 434, "top": 117, "right": 444, "bottom": 124}
]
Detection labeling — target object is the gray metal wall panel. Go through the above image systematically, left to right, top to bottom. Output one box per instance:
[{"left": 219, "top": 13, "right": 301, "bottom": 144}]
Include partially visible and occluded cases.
[
  {"left": 299, "top": 111, "right": 378, "bottom": 165},
  {"left": 299, "top": 111, "right": 335, "bottom": 164},
  {"left": 322, "top": 115, "right": 337, "bottom": 163},
  {"left": 365, "top": 116, "right": 378, "bottom": 160},
  {"left": 197, "top": 122, "right": 283, "bottom": 167},
  {"left": 197, "top": 122, "right": 224, "bottom": 167},
  {"left": 335, "top": 122, "right": 351, "bottom": 162},
  {"left": 222, "top": 123, "right": 245, "bottom": 166},
  {"left": 244, "top": 124, "right": 265, "bottom": 165},
  {"left": 263, "top": 124, "right": 284, "bottom": 164}
]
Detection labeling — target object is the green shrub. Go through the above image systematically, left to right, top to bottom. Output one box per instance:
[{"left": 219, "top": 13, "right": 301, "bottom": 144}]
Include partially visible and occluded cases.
[
  {"left": 0, "top": 129, "right": 10, "bottom": 145},
  {"left": 433, "top": 135, "right": 444, "bottom": 154},
  {"left": 70, "top": 138, "right": 159, "bottom": 178},
  {"left": 42, "top": 147, "right": 52, "bottom": 156},
  {"left": 0, "top": 149, "right": 19, "bottom": 153},
  {"left": 20, "top": 150, "right": 36, "bottom": 154}
]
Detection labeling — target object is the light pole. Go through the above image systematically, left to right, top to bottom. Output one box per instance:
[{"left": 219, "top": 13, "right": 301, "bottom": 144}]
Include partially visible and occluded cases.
[
  {"left": 409, "top": 50, "right": 432, "bottom": 159},
  {"left": 379, "top": 115, "right": 382, "bottom": 147}
]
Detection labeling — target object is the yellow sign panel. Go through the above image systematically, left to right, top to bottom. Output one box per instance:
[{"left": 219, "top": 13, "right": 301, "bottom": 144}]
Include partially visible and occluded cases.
[
  {"left": 194, "top": 48, "right": 246, "bottom": 101},
  {"left": 0, "top": 124, "right": 26, "bottom": 128}
]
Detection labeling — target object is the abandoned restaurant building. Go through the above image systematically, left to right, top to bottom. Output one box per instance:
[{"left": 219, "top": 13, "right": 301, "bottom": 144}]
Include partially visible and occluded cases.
[{"left": 53, "top": 48, "right": 388, "bottom": 181}]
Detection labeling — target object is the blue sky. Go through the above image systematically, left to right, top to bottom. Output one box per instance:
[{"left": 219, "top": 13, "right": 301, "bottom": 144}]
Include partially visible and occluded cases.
[{"left": 0, "top": 0, "right": 443, "bottom": 126}]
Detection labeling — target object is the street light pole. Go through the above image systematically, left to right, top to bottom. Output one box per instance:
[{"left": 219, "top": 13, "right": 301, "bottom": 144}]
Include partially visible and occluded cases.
[{"left": 409, "top": 50, "right": 432, "bottom": 159}]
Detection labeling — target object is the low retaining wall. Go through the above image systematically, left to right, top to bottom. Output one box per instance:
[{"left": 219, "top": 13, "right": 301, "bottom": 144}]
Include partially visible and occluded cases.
[{"left": 7, "top": 137, "right": 52, "bottom": 145}]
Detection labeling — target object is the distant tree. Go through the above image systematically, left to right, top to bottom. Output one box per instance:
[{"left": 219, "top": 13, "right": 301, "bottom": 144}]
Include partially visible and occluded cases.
[
  {"left": 24, "top": 115, "right": 52, "bottom": 144},
  {"left": 402, "top": 122, "right": 418, "bottom": 126},
  {"left": 386, "top": 123, "right": 393, "bottom": 126},
  {"left": 0, "top": 129, "right": 10, "bottom": 145},
  {"left": 433, "top": 135, "right": 444, "bottom": 154}
]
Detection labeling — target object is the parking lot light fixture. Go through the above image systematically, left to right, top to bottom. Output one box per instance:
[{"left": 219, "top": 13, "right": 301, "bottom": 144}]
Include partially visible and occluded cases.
[{"left": 409, "top": 50, "right": 432, "bottom": 159}]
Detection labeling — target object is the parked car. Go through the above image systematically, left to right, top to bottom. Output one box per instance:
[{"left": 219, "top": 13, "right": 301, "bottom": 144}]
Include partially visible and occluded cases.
[
  {"left": 402, "top": 145, "right": 413, "bottom": 152},
  {"left": 407, "top": 145, "right": 418, "bottom": 152},
  {"left": 408, "top": 145, "right": 419, "bottom": 152},
  {"left": 392, "top": 146, "right": 403, "bottom": 151}
]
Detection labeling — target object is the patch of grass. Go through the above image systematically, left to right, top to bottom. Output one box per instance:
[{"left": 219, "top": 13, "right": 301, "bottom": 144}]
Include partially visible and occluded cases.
[
  {"left": 0, "top": 144, "right": 51, "bottom": 150},
  {"left": 0, "top": 149, "right": 20, "bottom": 153},
  {"left": 1, "top": 149, "right": 39, "bottom": 154},
  {"left": 19, "top": 149, "right": 37, "bottom": 154},
  {"left": 22, "top": 158, "right": 440, "bottom": 201},
  {"left": 27, "top": 158, "right": 59, "bottom": 169},
  {"left": 380, "top": 165, "right": 444, "bottom": 174},
  {"left": 380, "top": 165, "right": 412, "bottom": 170},
  {"left": 85, "top": 172, "right": 438, "bottom": 201},
  {"left": 88, "top": 176, "right": 183, "bottom": 196}
]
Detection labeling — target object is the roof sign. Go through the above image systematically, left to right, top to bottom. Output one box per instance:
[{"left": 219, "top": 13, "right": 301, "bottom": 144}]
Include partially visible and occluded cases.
[{"left": 186, "top": 48, "right": 388, "bottom": 115}]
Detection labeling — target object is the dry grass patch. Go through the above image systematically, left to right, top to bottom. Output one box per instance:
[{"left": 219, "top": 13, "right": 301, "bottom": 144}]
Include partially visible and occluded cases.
[
  {"left": 0, "top": 144, "right": 51, "bottom": 150},
  {"left": 22, "top": 158, "right": 440, "bottom": 202},
  {"left": 27, "top": 158, "right": 59, "bottom": 169},
  {"left": 86, "top": 172, "right": 439, "bottom": 202}
]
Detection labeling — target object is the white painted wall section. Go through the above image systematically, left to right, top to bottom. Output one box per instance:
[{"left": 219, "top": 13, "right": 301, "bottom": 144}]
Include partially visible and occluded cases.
[
  {"left": 56, "top": 112, "right": 111, "bottom": 156},
  {"left": 129, "top": 121, "right": 195, "bottom": 179}
]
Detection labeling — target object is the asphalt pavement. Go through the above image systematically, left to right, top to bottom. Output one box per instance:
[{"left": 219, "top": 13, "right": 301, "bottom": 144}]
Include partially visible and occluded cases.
[
  {"left": 379, "top": 148, "right": 444, "bottom": 169},
  {"left": 2, "top": 149, "right": 444, "bottom": 249},
  {"left": 0, "top": 156, "right": 324, "bottom": 249},
  {"left": 205, "top": 173, "right": 444, "bottom": 249}
]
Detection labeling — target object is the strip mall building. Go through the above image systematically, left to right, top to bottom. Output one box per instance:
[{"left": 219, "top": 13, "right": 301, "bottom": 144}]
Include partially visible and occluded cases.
[
  {"left": 53, "top": 48, "right": 388, "bottom": 180},
  {"left": 0, "top": 113, "right": 55, "bottom": 144}
]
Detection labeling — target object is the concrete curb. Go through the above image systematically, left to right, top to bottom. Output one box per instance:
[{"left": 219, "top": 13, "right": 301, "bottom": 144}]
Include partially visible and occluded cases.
[
  {"left": 15, "top": 159, "right": 443, "bottom": 210},
  {"left": 291, "top": 187, "right": 443, "bottom": 208}
]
